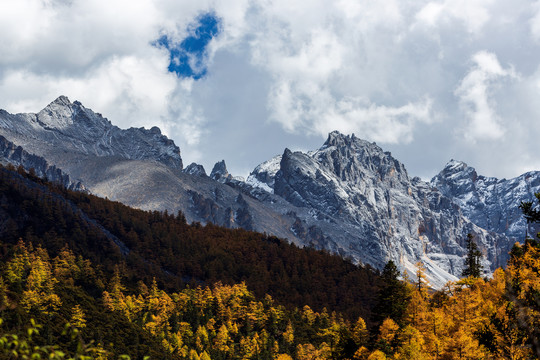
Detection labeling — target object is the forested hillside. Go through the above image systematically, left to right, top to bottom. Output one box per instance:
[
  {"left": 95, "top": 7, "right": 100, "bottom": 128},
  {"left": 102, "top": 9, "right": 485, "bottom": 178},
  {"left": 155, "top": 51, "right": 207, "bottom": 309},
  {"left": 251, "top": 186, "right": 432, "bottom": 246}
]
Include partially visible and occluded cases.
[
  {"left": 0, "top": 164, "right": 539, "bottom": 359},
  {"left": 0, "top": 164, "right": 380, "bottom": 321}
]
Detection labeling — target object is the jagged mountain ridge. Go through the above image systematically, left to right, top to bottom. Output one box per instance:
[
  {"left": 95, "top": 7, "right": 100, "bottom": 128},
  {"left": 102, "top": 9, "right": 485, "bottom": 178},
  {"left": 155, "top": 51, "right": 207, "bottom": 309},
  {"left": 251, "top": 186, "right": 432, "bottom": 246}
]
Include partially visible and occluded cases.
[
  {"left": 0, "top": 96, "right": 182, "bottom": 171},
  {"left": 0, "top": 97, "right": 518, "bottom": 287},
  {"left": 0, "top": 97, "right": 311, "bottom": 246},
  {"left": 246, "top": 133, "right": 512, "bottom": 285},
  {"left": 431, "top": 160, "right": 540, "bottom": 241}
]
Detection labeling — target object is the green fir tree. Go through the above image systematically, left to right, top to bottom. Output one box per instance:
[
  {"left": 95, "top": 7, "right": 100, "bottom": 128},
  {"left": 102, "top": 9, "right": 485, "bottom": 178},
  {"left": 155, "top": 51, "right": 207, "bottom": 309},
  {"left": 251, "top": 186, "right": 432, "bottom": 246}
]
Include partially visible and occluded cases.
[{"left": 462, "top": 233, "right": 483, "bottom": 278}]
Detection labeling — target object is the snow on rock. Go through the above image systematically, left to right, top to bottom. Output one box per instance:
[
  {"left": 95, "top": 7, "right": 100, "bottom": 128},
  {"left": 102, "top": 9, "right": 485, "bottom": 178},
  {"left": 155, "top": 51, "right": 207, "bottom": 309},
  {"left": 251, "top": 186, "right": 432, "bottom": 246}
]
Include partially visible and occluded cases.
[
  {"left": 0, "top": 96, "right": 183, "bottom": 170},
  {"left": 0, "top": 96, "right": 523, "bottom": 289},
  {"left": 246, "top": 131, "right": 512, "bottom": 287},
  {"left": 246, "top": 155, "right": 282, "bottom": 193},
  {"left": 432, "top": 160, "right": 540, "bottom": 241},
  {"left": 183, "top": 163, "right": 207, "bottom": 177}
]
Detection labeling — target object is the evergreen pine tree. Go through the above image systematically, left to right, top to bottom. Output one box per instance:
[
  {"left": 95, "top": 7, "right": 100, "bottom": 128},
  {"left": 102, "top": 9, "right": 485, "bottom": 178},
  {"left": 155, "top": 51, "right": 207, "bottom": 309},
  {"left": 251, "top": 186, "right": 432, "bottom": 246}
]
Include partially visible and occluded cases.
[
  {"left": 519, "top": 192, "right": 540, "bottom": 240},
  {"left": 462, "top": 233, "right": 483, "bottom": 278},
  {"left": 373, "top": 260, "right": 410, "bottom": 327}
]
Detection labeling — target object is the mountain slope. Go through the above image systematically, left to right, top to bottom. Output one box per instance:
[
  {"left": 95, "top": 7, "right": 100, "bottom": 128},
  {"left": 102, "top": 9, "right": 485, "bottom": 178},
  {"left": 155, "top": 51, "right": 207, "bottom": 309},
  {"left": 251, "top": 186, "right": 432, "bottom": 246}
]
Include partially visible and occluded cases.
[
  {"left": 0, "top": 97, "right": 517, "bottom": 287},
  {"left": 0, "top": 97, "right": 309, "bottom": 243},
  {"left": 0, "top": 134, "right": 84, "bottom": 190},
  {"left": 432, "top": 160, "right": 540, "bottom": 240},
  {"left": 0, "top": 163, "right": 380, "bottom": 322}
]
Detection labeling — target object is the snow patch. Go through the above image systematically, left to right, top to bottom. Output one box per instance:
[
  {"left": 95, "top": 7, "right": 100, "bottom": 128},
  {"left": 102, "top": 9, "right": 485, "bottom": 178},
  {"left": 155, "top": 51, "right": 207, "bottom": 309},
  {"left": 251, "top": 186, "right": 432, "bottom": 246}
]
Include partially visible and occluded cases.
[{"left": 245, "top": 175, "right": 274, "bottom": 193}]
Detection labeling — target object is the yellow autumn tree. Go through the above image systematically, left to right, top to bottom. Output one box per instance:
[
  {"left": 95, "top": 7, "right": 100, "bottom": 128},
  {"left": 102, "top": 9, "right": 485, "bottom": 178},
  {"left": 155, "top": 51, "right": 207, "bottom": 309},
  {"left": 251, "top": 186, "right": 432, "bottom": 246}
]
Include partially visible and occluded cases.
[
  {"left": 19, "top": 247, "right": 61, "bottom": 315},
  {"left": 71, "top": 304, "right": 86, "bottom": 329},
  {"left": 352, "top": 317, "right": 369, "bottom": 348},
  {"left": 377, "top": 318, "right": 399, "bottom": 355},
  {"left": 214, "top": 324, "right": 232, "bottom": 353},
  {"left": 394, "top": 325, "right": 427, "bottom": 360},
  {"left": 297, "top": 342, "right": 331, "bottom": 360},
  {"left": 367, "top": 349, "right": 387, "bottom": 360},
  {"left": 275, "top": 353, "right": 293, "bottom": 360}
]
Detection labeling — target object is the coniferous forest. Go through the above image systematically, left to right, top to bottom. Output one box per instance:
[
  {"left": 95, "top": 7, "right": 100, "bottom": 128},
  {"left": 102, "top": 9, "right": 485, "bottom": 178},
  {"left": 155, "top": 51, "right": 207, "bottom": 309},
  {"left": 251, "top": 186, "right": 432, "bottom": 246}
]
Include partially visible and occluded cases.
[{"left": 0, "top": 164, "right": 539, "bottom": 359}]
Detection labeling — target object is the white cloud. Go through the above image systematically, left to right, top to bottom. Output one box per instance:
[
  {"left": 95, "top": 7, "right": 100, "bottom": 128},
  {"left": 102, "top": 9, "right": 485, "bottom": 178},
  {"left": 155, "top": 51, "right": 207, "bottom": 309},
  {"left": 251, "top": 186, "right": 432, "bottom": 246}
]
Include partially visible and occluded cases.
[
  {"left": 0, "top": 0, "right": 160, "bottom": 75},
  {"left": 1, "top": 0, "right": 540, "bottom": 179},
  {"left": 236, "top": 0, "right": 437, "bottom": 145},
  {"left": 414, "top": 0, "right": 493, "bottom": 34},
  {"left": 531, "top": 1, "right": 540, "bottom": 41},
  {"left": 264, "top": 29, "right": 345, "bottom": 82},
  {"left": 454, "top": 51, "right": 518, "bottom": 142},
  {"left": 268, "top": 78, "right": 434, "bottom": 143},
  {"left": 168, "top": 79, "right": 206, "bottom": 145}
]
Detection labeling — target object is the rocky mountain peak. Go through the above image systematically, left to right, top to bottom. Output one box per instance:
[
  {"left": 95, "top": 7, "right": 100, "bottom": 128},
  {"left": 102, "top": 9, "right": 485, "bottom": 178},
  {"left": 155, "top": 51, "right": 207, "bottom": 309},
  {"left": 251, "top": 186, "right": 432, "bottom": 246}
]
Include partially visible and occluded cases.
[
  {"left": 36, "top": 95, "right": 111, "bottom": 131},
  {"left": 37, "top": 95, "right": 78, "bottom": 128},
  {"left": 52, "top": 95, "right": 72, "bottom": 107},
  {"left": 0, "top": 96, "right": 183, "bottom": 170},
  {"left": 315, "top": 131, "right": 407, "bottom": 185},
  {"left": 322, "top": 131, "right": 372, "bottom": 150},
  {"left": 324, "top": 131, "right": 351, "bottom": 147},
  {"left": 248, "top": 132, "right": 409, "bottom": 194},
  {"left": 281, "top": 148, "right": 294, "bottom": 162},
  {"left": 245, "top": 155, "right": 281, "bottom": 193},
  {"left": 210, "top": 160, "right": 232, "bottom": 183},
  {"left": 431, "top": 160, "right": 478, "bottom": 195},
  {"left": 432, "top": 160, "right": 540, "bottom": 240},
  {"left": 438, "top": 160, "right": 477, "bottom": 180},
  {"left": 183, "top": 163, "right": 207, "bottom": 177}
]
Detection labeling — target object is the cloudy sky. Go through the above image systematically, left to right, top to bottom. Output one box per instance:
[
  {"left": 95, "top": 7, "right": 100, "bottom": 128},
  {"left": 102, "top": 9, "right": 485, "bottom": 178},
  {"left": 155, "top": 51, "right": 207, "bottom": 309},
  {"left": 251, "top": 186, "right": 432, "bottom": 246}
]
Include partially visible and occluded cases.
[{"left": 1, "top": 0, "right": 540, "bottom": 180}]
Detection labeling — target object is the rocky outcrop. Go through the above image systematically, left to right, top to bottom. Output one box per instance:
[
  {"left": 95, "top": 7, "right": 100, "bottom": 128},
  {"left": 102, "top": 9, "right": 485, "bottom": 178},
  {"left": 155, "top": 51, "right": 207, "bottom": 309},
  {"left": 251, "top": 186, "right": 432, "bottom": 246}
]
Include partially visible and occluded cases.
[
  {"left": 0, "top": 134, "right": 84, "bottom": 191},
  {"left": 210, "top": 160, "right": 232, "bottom": 183},
  {"left": 183, "top": 163, "right": 207, "bottom": 177}
]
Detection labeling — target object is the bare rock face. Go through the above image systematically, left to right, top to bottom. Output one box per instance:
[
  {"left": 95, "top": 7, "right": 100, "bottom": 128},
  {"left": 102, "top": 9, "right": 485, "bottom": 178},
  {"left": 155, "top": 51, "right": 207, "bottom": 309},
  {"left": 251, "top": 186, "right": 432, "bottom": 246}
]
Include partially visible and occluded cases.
[
  {"left": 0, "top": 134, "right": 84, "bottom": 191},
  {"left": 210, "top": 160, "right": 232, "bottom": 183},
  {"left": 432, "top": 160, "right": 540, "bottom": 241},
  {"left": 183, "top": 163, "right": 207, "bottom": 177}
]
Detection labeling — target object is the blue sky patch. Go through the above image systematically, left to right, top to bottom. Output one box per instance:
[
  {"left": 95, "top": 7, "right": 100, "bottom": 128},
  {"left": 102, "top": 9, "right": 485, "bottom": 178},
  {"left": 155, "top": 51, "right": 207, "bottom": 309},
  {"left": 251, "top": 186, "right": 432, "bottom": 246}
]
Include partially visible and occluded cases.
[{"left": 155, "top": 13, "right": 221, "bottom": 79}]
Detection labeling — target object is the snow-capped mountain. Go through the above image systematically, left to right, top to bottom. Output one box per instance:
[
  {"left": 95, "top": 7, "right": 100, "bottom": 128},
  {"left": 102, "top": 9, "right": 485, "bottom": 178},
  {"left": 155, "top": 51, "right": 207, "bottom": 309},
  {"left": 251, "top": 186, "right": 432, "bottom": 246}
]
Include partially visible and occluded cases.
[
  {"left": 0, "top": 96, "right": 183, "bottom": 171},
  {"left": 0, "top": 96, "right": 308, "bottom": 246},
  {"left": 0, "top": 97, "right": 520, "bottom": 287},
  {"left": 245, "top": 132, "right": 512, "bottom": 286},
  {"left": 432, "top": 160, "right": 540, "bottom": 240}
]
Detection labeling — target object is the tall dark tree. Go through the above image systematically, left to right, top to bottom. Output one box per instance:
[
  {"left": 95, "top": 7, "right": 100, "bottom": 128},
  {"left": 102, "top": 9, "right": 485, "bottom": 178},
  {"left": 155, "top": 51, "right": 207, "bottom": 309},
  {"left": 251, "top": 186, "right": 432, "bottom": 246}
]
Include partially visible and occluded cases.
[
  {"left": 519, "top": 192, "right": 540, "bottom": 239},
  {"left": 462, "top": 233, "right": 483, "bottom": 278},
  {"left": 372, "top": 260, "right": 410, "bottom": 328}
]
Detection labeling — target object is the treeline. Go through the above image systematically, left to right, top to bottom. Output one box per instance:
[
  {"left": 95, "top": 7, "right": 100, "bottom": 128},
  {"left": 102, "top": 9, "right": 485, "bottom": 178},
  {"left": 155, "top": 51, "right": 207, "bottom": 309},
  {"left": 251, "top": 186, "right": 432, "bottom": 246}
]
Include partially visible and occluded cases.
[{"left": 0, "top": 164, "right": 379, "bottom": 323}]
